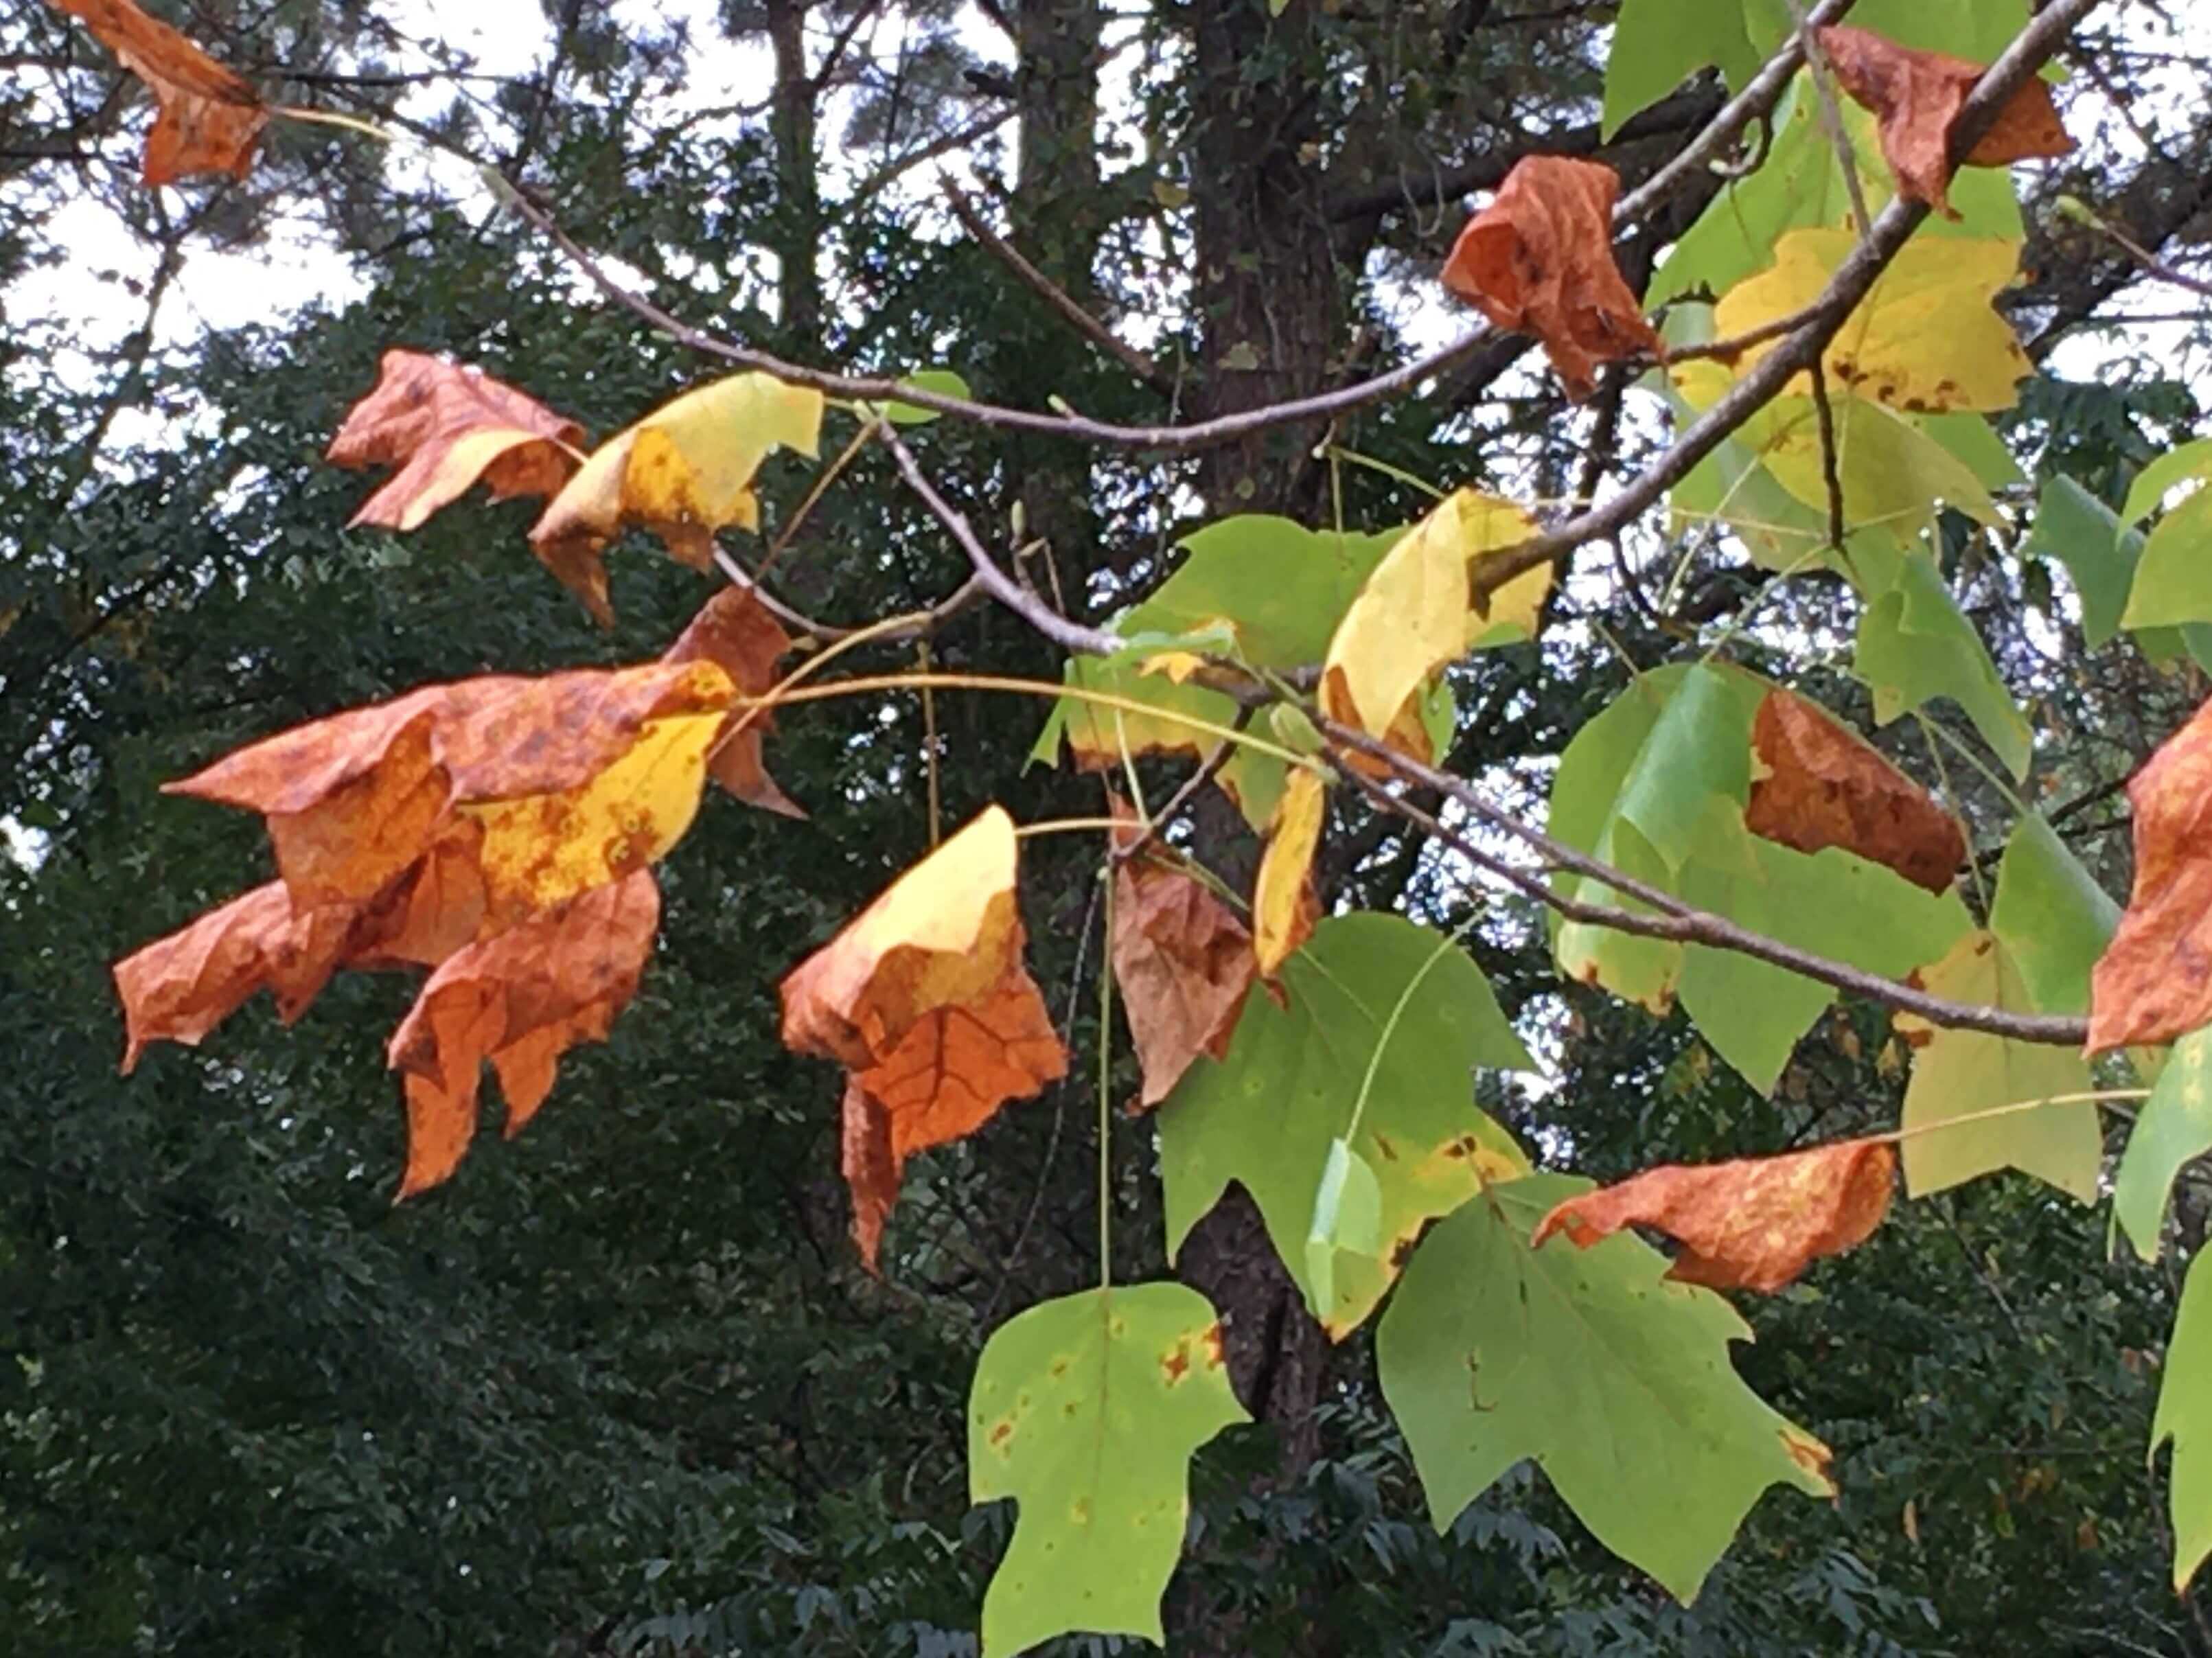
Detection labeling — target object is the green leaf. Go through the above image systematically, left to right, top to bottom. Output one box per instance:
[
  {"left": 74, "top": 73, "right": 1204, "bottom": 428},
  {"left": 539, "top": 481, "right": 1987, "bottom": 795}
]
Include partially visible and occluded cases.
[
  {"left": 1602, "top": 0, "right": 1758, "bottom": 138},
  {"left": 1649, "top": 85, "right": 2023, "bottom": 307},
  {"left": 881, "top": 368, "right": 973, "bottom": 426},
  {"left": 2121, "top": 439, "right": 2212, "bottom": 630},
  {"left": 2028, "top": 474, "right": 2145, "bottom": 648},
  {"left": 1029, "top": 516, "right": 1418, "bottom": 829},
  {"left": 1855, "top": 549, "right": 2033, "bottom": 779},
  {"left": 1547, "top": 665, "right": 1766, "bottom": 1009},
  {"left": 1677, "top": 812, "right": 1972, "bottom": 1092},
  {"left": 1989, "top": 813, "right": 2120, "bottom": 1017},
  {"left": 1160, "top": 913, "right": 1532, "bottom": 1336},
  {"left": 1895, "top": 931, "right": 2099, "bottom": 1201},
  {"left": 2114, "top": 1027, "right": 2212, "bottom": 1261},
  {"left": 1304, "top": 1138, "right": 1383, "bottom": 1320},
  {"left": 1376, "top": 1172, "right": 1834, "bottom": 1602},
  {"left": 2155, "top": 1247, "right": 2212, "bottom": 1589},
  {"left": 969, "top": 1282, "right": 1247, "bottom": 1657}
]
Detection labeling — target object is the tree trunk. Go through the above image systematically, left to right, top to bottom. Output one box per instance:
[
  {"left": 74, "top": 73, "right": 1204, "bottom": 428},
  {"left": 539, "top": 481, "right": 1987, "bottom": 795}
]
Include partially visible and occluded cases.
[{"left": 765, "top": 0, "right": 822, "bottom": 352}]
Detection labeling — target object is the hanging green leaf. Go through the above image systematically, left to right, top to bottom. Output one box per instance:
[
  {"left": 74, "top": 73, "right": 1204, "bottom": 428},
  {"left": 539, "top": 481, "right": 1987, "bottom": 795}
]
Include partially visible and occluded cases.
[
  {"left": 880, "top": 368, "right": 974, "bottom": 425},
  {"left": 2119, "top": 438, "right": 2212, "bottom": 630},
  {"left": 1855, "top": 549, "right": 2034, "bottom": 779},
  {"left": 1989, "top": 813, "right": 2121, "bottom": 1017},
  {"left": 1160, "top": 913, "right": 1532, "bottom": 1337},
  {"left": 2114, "top": 1026, "right": 2212, "bottom": 1261},
  {"left": 1376, "top": 1172, "right": 1834, "bottom": 1602},
  {"left": 2153, "top": 1248, "right": 2212, "bottom": 1589},
  {"left": 969, "top": 1282, "right": 1247, "bottom": 1657}
]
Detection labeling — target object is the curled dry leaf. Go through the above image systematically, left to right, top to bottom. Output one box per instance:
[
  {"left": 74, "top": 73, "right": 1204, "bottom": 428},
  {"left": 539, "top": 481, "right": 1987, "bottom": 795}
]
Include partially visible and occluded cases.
[
  {"left": 49, "top": 0, "right": 266, "bottom": 185},
  {"left": 1817, "top": 25, "right": 2073, "bottom": 220},
  {"left": 1440, "top": 155, "right": 1659, "bottom": 401},
  {"left": 327, "top": 349, "right": 586, "bottom": 533},
  {"left": 529, "top": 371, "right": 825, "bottom": 624},
  {"left": 1321, "top": 489, "right": 1546, "bottom": 763},
  {"left": 662, "top": 586, "right": 805, "bottom": 818},
  {"left": 166, "top": 658, "right": 736, "bottom": 929},
  {"left": 1744, "top": 691, "right": 1965, "bottom": 895},
  {"left": 2091, "top": 696, "right": 2212, "bottom": 1052},
  {"left": 1254, "top": 768, "right": 1326, "bottom": 978},
  {"left": 1109, "top": 801, "right": 1255, "bottom": 1110},
  {"left": 779, "top": 807, "right": 1068, "bottom": 1268},
  {"left": 386, "top": 871, "right": 660, "bottom": 1197},
  {"left": 1532, "top": 1138, "right": 1896, "bottom": 1294}
]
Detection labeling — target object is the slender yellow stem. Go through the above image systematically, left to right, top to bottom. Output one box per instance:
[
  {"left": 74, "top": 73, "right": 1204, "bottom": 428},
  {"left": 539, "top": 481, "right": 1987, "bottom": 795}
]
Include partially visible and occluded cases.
[
  {"left": 759, "top": 419, "right": 879, "bottom": 581},
  {"left": 1327, "top": 444, "right": 1447, "bottom": 502},
  {"left": 704, "top": 606, "right": 944, "bottom": 768},
  {"left": 918, "top": 642, "right": 941, "bottom": 849},
  {"left": 1013, "top": 816, "right": 1131, "bottom": 840},
  {"left": 1098, "top": 867, "right": 1118, "bottom": 1291},
  {"left": 1881, "top": 1087, "right": 2146, "bottom": 1147}
]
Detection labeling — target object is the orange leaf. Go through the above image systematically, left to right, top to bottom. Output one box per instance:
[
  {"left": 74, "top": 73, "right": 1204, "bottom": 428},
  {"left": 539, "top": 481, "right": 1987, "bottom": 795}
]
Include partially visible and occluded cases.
[
  {"left": 49, "top": 0, "right": 266, "bottom": 185},
  {"left": 1817, "top": 25, "right": 2073, "bottom": 220},
  {"left": 1440, "top": 156, "right": 1659, "bottom": 401},
  {"left": 327, "top": 350, "right": 586, "bottom": 533},
  {"left": 662, "top": 586, "right": 805, "bottom": 818},
  {"left": 165, "top": 658, "right": 735, "bottom": 927},
  {"left": 1744, "top": 691, "right": 1965, "bottom": 895},
  {"left": 2090, "top": 697, "right": 2212, "bottom": 1052},
  {"left": 1253, "top": 768, "right": 1325, "bottom": 977},
  {"left": 1109, "top": 802, "right": 1255, "bottom": 1110},
  {"left": 779, "top": 807, "right": 1068, "bottom": 1267},
  {"left": 385, "top": 871, "right": 660, "bottom": 1198},
  {"left": 1532, "top": 1138, "right": 1896, "bottom": 1293}
]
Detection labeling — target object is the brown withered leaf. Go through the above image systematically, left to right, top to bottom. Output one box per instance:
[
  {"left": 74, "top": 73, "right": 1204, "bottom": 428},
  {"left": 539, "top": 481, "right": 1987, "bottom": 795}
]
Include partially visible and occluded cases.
[
  {"left": 50, "top": 0, "right": 266, "bottom": 185},
  {"left": 1817, "top": 25, "right": 2074, "bottom": 220},
  {"left": 1440, "top": 156, "right": 1659, "bottom": 401},
  {"left": 327, "top": 350, "right": 586, "bottom": 533},
  {"left": 662, "top": 586, "right": 805, "bottom": 818},
  {"left": 166, "top": 658, "right": 736, "bottom": 927},
  {"left": 1745, "top": 691, "right": 1965, "bottom": 895},
  {"left": 2090, "top": 697, "right": 2212, "bottom": 1051},
  {"left": 1109, "top": 801, "right": 1256, "bottom": 1110},
  {"left": 779, "top": 806, "right": 1068, "bottom": 1267},
  {"left": 386, "top": 871, "right": 660, "bottom": 1198},
  {"left": 1532, "top": 1138, "right": 1896, "bottom": 1293}
]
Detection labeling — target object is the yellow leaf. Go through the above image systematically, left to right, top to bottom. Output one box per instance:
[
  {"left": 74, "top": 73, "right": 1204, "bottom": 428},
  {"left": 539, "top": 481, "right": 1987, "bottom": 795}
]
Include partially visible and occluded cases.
[
  {"left": 1716, "top": 228, "right": 2030, "bottom": 415},
  {"left": 529, "top": 372, "right": 825, "bottom": 623},
  {"left": 1321, "top": 489, "right": 1545, "bottom": 752},
  {"left": 462, "top": 708, "right": 726, "bottom": 927},
  {"left": 1254, "top": 768, "right": 1326, "bottom": 976},
  {"left": 1893, "top": 930, "right": 2099, "bottom": 1201}
]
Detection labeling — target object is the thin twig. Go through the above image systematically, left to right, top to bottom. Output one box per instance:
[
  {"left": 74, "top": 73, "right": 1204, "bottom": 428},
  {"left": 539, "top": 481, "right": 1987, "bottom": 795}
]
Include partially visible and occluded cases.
[
  {"left": 1786, "top": 0, "right": 1876, "bottom": 238},
  {"left": 939, "top": 176, "right": 1171, "bottom": 390},
  {"left": 1806, "top": 355, "right": 1847, "bottom": 551},
  {"left": 1109, "top": 711, "right": 1252, "bottom": 867}
]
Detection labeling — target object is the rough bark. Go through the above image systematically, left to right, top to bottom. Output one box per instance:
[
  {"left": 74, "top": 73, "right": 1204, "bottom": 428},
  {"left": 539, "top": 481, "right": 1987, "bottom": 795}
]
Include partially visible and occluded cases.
[{"left": 765, "top": 0, "right": 822, "bottom": 352}]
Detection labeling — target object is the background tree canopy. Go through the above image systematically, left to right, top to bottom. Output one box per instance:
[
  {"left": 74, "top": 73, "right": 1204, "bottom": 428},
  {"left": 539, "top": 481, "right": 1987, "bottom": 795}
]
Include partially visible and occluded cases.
[{"left": 4, "top": 0, "right": 2212, "bottom": 1653}]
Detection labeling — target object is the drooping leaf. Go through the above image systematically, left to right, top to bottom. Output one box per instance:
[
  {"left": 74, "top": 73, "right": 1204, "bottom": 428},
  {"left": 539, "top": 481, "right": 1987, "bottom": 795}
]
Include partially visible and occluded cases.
[
  {"left": 49, "top": 0, "right": 267, "bottom": 185},
  {"left": 1817, "top": 24, "right": 2073, "bottom": 219},
  {"left": 1440, "top": 156, "right": 1659, "bottom": 400},
  {"left": 1713, "top": 227, "right": 2031, "bottom": 415},
  {"left": 326, "top": 349, "right": 587, "bottom": 532},
  {"left": 880, "top": 367, "right": 973, "bottom": 426},
  {"left": 529, "top": 371, "right": 825, "bottom": 623},
  {"left": 2118, "top": 439, "right": 2212, "bottom": 631},
  {"left": 2027, "top": 474, "right": 2148, "bottom": 648},
  {"left": 1320, "top": 488, "right": 1545, "bottom": 755},
  {"left": 1855, "top": 546, "right": 2034, "bottom": 778},
  {"left": 661, "top": 586, "right": 805, "bottom": 818},
  {"left": 1744, "top": 689, "right": 1964, "bottom": 894},
  {"left": 2090, "top": 694, "right": 2212, "bottom": 1052},
  {"left": 1252, "top": 766, "right": 1326, "bottom": 977},
  {"left": 1109, "top": 805, "right": 1255, "bottom": 1110},
  {"left": 779, "top": 807, "right": 1068, "bottom": 1267},
  {"left": 1675, "top": 811, "right": 1971, "bottom": 1092},
  {"left": 1988, "top": 813, "right": 2119, "bottom": 1017},
  {"left": 384, "top": 871, "right": 660, "bottom": 1198},
  {"left": 1161, "top": 914, "right": 1532, "bottom": 1336},
  {"left": 1894, "top": 930, "right": 2099, "bottom": 1200},
  {"left": 2113, "top": 1026, "right": 2212, "bottom": 1261},
  {"left": 1304, "top": 1137, "right": 1385, "bottom": 1324},
  {"left": 1531, "top": 1138, "right": 1896, "bottom": 1293},
  {"left": 1377, "top": 1173, "right": 1834, "bottom": 1602},
  {"left": 2153, "top": 1249, "right": 2212, "bottom": 1589},
  {"left": 968, "top": 1284, "right": 1245, "bottom": 1657}
]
